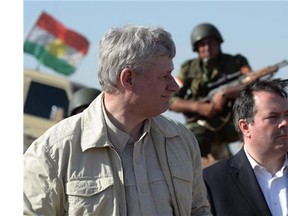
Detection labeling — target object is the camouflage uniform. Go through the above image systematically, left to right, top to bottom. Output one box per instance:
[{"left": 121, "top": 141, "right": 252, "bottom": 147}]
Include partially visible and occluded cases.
[{"left": 170, "top": 53, "right": 250, "bottom": 158}]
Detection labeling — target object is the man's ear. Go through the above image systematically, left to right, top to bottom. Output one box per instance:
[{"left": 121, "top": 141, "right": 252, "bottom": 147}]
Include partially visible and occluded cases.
[
  {"left": 119, "top": 68, "right": 133, "bottom": 90},
  {"left": 239, "top": 119, "right": 251, "bottom": 138}
]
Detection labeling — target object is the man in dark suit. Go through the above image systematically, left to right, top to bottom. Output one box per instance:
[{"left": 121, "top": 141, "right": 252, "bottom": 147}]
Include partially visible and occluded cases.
[{"left": 203, "top": 78, "right": 288, "bottom": 216}]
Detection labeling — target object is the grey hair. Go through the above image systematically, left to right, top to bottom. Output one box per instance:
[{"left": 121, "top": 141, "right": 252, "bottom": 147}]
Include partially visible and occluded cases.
[{"left": 97, "top": 25, "right": 176, "bottom": 93}]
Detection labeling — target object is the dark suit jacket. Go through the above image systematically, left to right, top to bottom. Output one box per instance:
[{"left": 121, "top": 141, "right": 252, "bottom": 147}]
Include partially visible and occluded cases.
[{"left": 203, "top": 148, "right": 273, "bottom": 216}]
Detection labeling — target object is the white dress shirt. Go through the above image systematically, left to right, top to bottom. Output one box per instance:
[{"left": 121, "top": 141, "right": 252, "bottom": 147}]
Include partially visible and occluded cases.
[{"left": 244, "top": 145, "right": 288, "bottom": 216}]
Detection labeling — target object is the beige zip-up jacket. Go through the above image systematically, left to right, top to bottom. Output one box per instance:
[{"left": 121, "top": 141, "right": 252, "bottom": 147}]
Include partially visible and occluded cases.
[{"left": 24, "top": 93, "right": 211, "bottom": 216}]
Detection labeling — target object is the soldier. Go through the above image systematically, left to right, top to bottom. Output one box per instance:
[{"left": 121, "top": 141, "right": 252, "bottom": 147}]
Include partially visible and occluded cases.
[
  {"left": 169, "top": 23, "right": 252, "bottom": 165},
  {"left": 68, "top": 87, "right": 101, "bottom": 116}
]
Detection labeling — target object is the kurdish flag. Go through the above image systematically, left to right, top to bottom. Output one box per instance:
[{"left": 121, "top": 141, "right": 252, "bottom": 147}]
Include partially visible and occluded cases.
[{"left": 24, "top": 12, "right": 89, "bottom": 75}]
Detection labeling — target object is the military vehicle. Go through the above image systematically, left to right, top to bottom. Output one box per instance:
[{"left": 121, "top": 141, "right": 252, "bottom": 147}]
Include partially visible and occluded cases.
[{"left": 23, "top": 69, "right": 88, "bottom": 153}]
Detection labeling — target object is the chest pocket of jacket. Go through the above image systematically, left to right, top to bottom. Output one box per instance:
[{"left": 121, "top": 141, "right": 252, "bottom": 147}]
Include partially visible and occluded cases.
[{"left": 65, "top": 176, "right": 114, "bottom": 215}]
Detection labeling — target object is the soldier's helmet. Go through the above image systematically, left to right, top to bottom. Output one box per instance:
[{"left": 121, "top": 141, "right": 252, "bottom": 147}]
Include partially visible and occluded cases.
[
  {"left": 191, "top": 23, "right": 224, "bottom": 51},
  {"left": 68, "top": 87, "right": 101, "bottom": 116}
]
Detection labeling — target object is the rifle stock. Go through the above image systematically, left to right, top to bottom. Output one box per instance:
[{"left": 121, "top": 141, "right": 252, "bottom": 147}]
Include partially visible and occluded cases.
[{"left": 242, "top": 60, "right": 288, "bottom": 84}]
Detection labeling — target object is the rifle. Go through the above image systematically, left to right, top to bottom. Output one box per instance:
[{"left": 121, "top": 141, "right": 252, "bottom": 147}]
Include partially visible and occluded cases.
[
  {"left": 195, "top": 60, "right": 288, "bottom": 132},
  {"left": 205, "top": 60, "right": 288, "bottom": 101}
]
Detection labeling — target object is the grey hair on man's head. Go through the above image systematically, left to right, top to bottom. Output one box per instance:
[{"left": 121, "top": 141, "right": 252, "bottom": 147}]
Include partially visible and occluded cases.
[{"left": 97, "top": 25, "right": 176, "bottom": 93}]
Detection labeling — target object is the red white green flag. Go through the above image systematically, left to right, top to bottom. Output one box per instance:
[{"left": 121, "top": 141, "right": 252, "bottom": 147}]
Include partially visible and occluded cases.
[{"left": 24, "top": 12, "right": 89, "bottom": 75}]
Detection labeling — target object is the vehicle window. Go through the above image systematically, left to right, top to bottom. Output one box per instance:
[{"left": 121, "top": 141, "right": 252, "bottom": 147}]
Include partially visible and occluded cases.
[{"left": 24, "top": 81, "right": 69, "bottom": 119}]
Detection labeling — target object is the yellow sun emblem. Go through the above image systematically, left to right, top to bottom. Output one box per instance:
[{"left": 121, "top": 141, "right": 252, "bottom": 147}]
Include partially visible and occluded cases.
[{"left": 47, "top": 39, "right": 67, "bottom": 57}]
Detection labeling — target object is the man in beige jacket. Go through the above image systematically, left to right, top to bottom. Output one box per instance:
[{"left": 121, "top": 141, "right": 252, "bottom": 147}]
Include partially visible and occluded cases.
[{"left": 24, "top": 24, "right": 212, "bottom": 216}]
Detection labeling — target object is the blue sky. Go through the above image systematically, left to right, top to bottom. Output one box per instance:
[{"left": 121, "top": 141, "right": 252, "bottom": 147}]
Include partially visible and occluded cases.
[{"left": 23, "top": 1, "right": 288, "bottom": 122}]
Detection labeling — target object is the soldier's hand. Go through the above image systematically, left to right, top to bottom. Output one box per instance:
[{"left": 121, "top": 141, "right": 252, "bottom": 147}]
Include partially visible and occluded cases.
[
  {"left": 211, "top": 90, "right": 227, "bottom": 112},
  {"left": 197, "top": 102, "right": 217, "bottom": 118}
]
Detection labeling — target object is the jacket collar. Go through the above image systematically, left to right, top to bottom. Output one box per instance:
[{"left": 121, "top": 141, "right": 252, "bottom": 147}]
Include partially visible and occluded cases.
[{"left": 80, "top": 92, "right": 180, "bottom": 151}]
